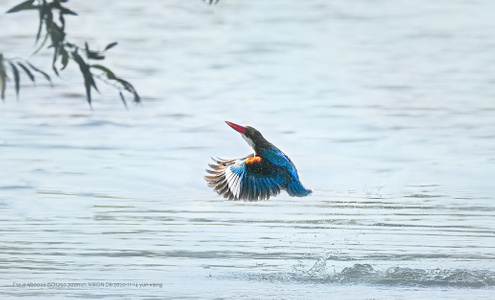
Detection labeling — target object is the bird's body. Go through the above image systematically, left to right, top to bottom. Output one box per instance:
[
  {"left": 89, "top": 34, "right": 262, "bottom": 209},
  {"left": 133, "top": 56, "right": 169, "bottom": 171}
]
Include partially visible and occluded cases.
[{"left": 205, "top": 121, "right": 312, "bottom": 201}]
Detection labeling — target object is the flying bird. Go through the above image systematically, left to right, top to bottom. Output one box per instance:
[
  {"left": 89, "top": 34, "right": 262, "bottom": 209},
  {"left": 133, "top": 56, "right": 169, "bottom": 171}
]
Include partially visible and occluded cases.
[{"left": 205, "top": 121, "right": 312, "bottom": 201}]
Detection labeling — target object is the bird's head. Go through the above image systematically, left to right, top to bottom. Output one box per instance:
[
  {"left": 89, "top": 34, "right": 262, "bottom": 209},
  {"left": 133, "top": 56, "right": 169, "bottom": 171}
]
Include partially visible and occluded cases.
[{"left": 225, "top": 121, "right": 270, "bottom": 152}]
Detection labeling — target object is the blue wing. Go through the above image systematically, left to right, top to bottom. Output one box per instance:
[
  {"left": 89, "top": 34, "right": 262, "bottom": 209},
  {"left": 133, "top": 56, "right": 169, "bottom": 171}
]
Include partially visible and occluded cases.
[
  {"left": 260, "top": 146, "right": 312, "bottom": 197},
  {"left": 261, "top": 146, "right": 298, "bottom": 177},
  {"left": 205, "top": 155, "right": 289, "bottom": 201}
]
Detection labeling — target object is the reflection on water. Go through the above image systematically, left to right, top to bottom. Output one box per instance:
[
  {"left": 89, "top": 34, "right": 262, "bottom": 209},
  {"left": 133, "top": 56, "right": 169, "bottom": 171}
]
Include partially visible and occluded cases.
[{"left": 1, "top": 0, "right": 495, "bottom": 298}]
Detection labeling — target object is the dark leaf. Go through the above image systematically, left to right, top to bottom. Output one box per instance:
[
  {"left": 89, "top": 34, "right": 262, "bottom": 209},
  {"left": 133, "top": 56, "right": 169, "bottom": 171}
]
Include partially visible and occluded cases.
[
  {"left": 6, "top": 0, "right": 35, "bottom": 13},
  {"left": 52, "top": 0, "right": 77, "bottom": 16},
  {"left": 35, "top": 5, "right": 45, "bottom": 44},
  {"left": 59, "top": 6, "right": 77, "bottom": 16},
  {"left": 45, "top": 7, "right": 55, "bottom": 39},
  {"left": 59, "top": 11, "right": 65, "bottom": 28},
  {"left": 49, "top": 22, "right": 64, "bottom": 45},
  {"left": 33, "top": 32, "right": 50, "bottom": 54},
  {"left": 85, "top": 42, "right": 105, "bottom": 60},
  {"left": 104, "top": 42, "right": 118, "bottom": 51},
  {"left": 52, "top": 45, "right": 60, "bottom": 76},
  {"left": 60, "top": 48, "right": 69, "bottom": 70},
  {"left": 71, "top": 50, "right": 86, "bottom": 69},
  {"left": 72, "top": 50, "right": 98, "bottom": 104},
  {"left": 72, "top": 51, "right": 91, "bottom": 101},
  {"left": 87, "top": 52, "right": 105, "bottom": 60},
  {"left": 0, "top": 54, "right": 6, "bottom": 100},
  {"left": 26, "top": 61, "right": 52, "bottom": 85},
  {"left": 8, "top": 62, "right": 21, "bottom": 98},
  {"left": 17, "top": 62, "right": 35, "bottom": 83},
  {"left": 91, "top": 64, "right": 115, "bottom": 79},
  {"left": 91, "top": 64, "right": 139, "bottom": 103},
  {"left": 52, "top": 65, "right": 59, "bottom": 76},
  {"left": 0, "top": 76, "right": 5, "bottom": 100},
  {"left": 112, "top": 77, "right": 140, "bottom": 103},
  {"left": 114, "top": 78, "right": 131, "bottom": 91},
  {"left": 133, "top": 90, "right": 141, "bottom": 103},
  {"left": 119, "top": 91, "right": 128, "bottom": 109}
]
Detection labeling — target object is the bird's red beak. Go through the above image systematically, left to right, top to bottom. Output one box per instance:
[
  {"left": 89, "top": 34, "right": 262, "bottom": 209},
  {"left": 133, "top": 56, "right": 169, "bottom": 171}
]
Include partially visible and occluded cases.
[{"left": 225, "top": 121, "right": 246, "bottom": 134}]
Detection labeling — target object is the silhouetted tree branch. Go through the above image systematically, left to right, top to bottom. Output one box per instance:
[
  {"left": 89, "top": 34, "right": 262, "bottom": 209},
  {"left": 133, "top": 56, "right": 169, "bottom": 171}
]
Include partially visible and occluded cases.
[
  {"left": 1, "top": 0, "right": 139, "bottom": 108},
  {"left": 1, "top": 0, "right": 220, "bottom": 108}
]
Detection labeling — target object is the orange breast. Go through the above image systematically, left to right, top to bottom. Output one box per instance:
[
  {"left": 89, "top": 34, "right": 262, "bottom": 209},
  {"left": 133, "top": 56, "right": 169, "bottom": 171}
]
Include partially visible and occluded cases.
[{"left": 245, "top": 156, "right": 262, "bottom": 164}]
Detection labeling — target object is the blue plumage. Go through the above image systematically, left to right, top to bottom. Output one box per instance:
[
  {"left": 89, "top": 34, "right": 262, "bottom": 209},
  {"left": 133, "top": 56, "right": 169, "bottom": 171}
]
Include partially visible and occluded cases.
[{"left": 205, "top": 122, "right": 311, "bottom": 201}]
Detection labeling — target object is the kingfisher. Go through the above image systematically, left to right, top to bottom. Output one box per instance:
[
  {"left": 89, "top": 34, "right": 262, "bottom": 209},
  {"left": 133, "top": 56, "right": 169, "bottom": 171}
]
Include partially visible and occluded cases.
[{"left": 205, "top": 121, "right": 312, "bottom": 201}]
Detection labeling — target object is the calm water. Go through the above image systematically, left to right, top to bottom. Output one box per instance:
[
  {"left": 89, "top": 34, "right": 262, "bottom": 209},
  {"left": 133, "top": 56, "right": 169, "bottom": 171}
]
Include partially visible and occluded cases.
[{"left": 1, "top": 0, "right": 495, "bottom": 299}]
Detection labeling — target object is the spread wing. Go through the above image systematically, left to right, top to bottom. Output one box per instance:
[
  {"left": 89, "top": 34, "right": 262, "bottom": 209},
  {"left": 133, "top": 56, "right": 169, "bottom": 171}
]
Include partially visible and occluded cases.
[{"left": 204, "top": 155, "right": 289, "bottom": 201}]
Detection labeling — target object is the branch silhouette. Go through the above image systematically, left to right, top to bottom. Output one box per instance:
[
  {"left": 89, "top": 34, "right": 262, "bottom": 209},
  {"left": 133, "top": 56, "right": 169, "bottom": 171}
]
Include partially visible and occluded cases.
[
  {"left": 1, "top": 0, "right": 140, "bottom": 108},
  {"left": 1, "top": 0, "right": 220, "bottom": 108}
]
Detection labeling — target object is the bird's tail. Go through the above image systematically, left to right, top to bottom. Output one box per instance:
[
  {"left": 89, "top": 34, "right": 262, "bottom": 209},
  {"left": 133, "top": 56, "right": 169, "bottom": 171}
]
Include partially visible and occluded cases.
[{"left": 286, "top": 179, "right": 312, "bottom": 197}]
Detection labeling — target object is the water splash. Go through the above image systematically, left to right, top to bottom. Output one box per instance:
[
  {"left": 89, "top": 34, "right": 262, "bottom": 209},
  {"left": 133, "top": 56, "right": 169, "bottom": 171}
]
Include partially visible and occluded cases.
[{"left": 240, "top": 263, "right": 495, "bottom": 288}]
